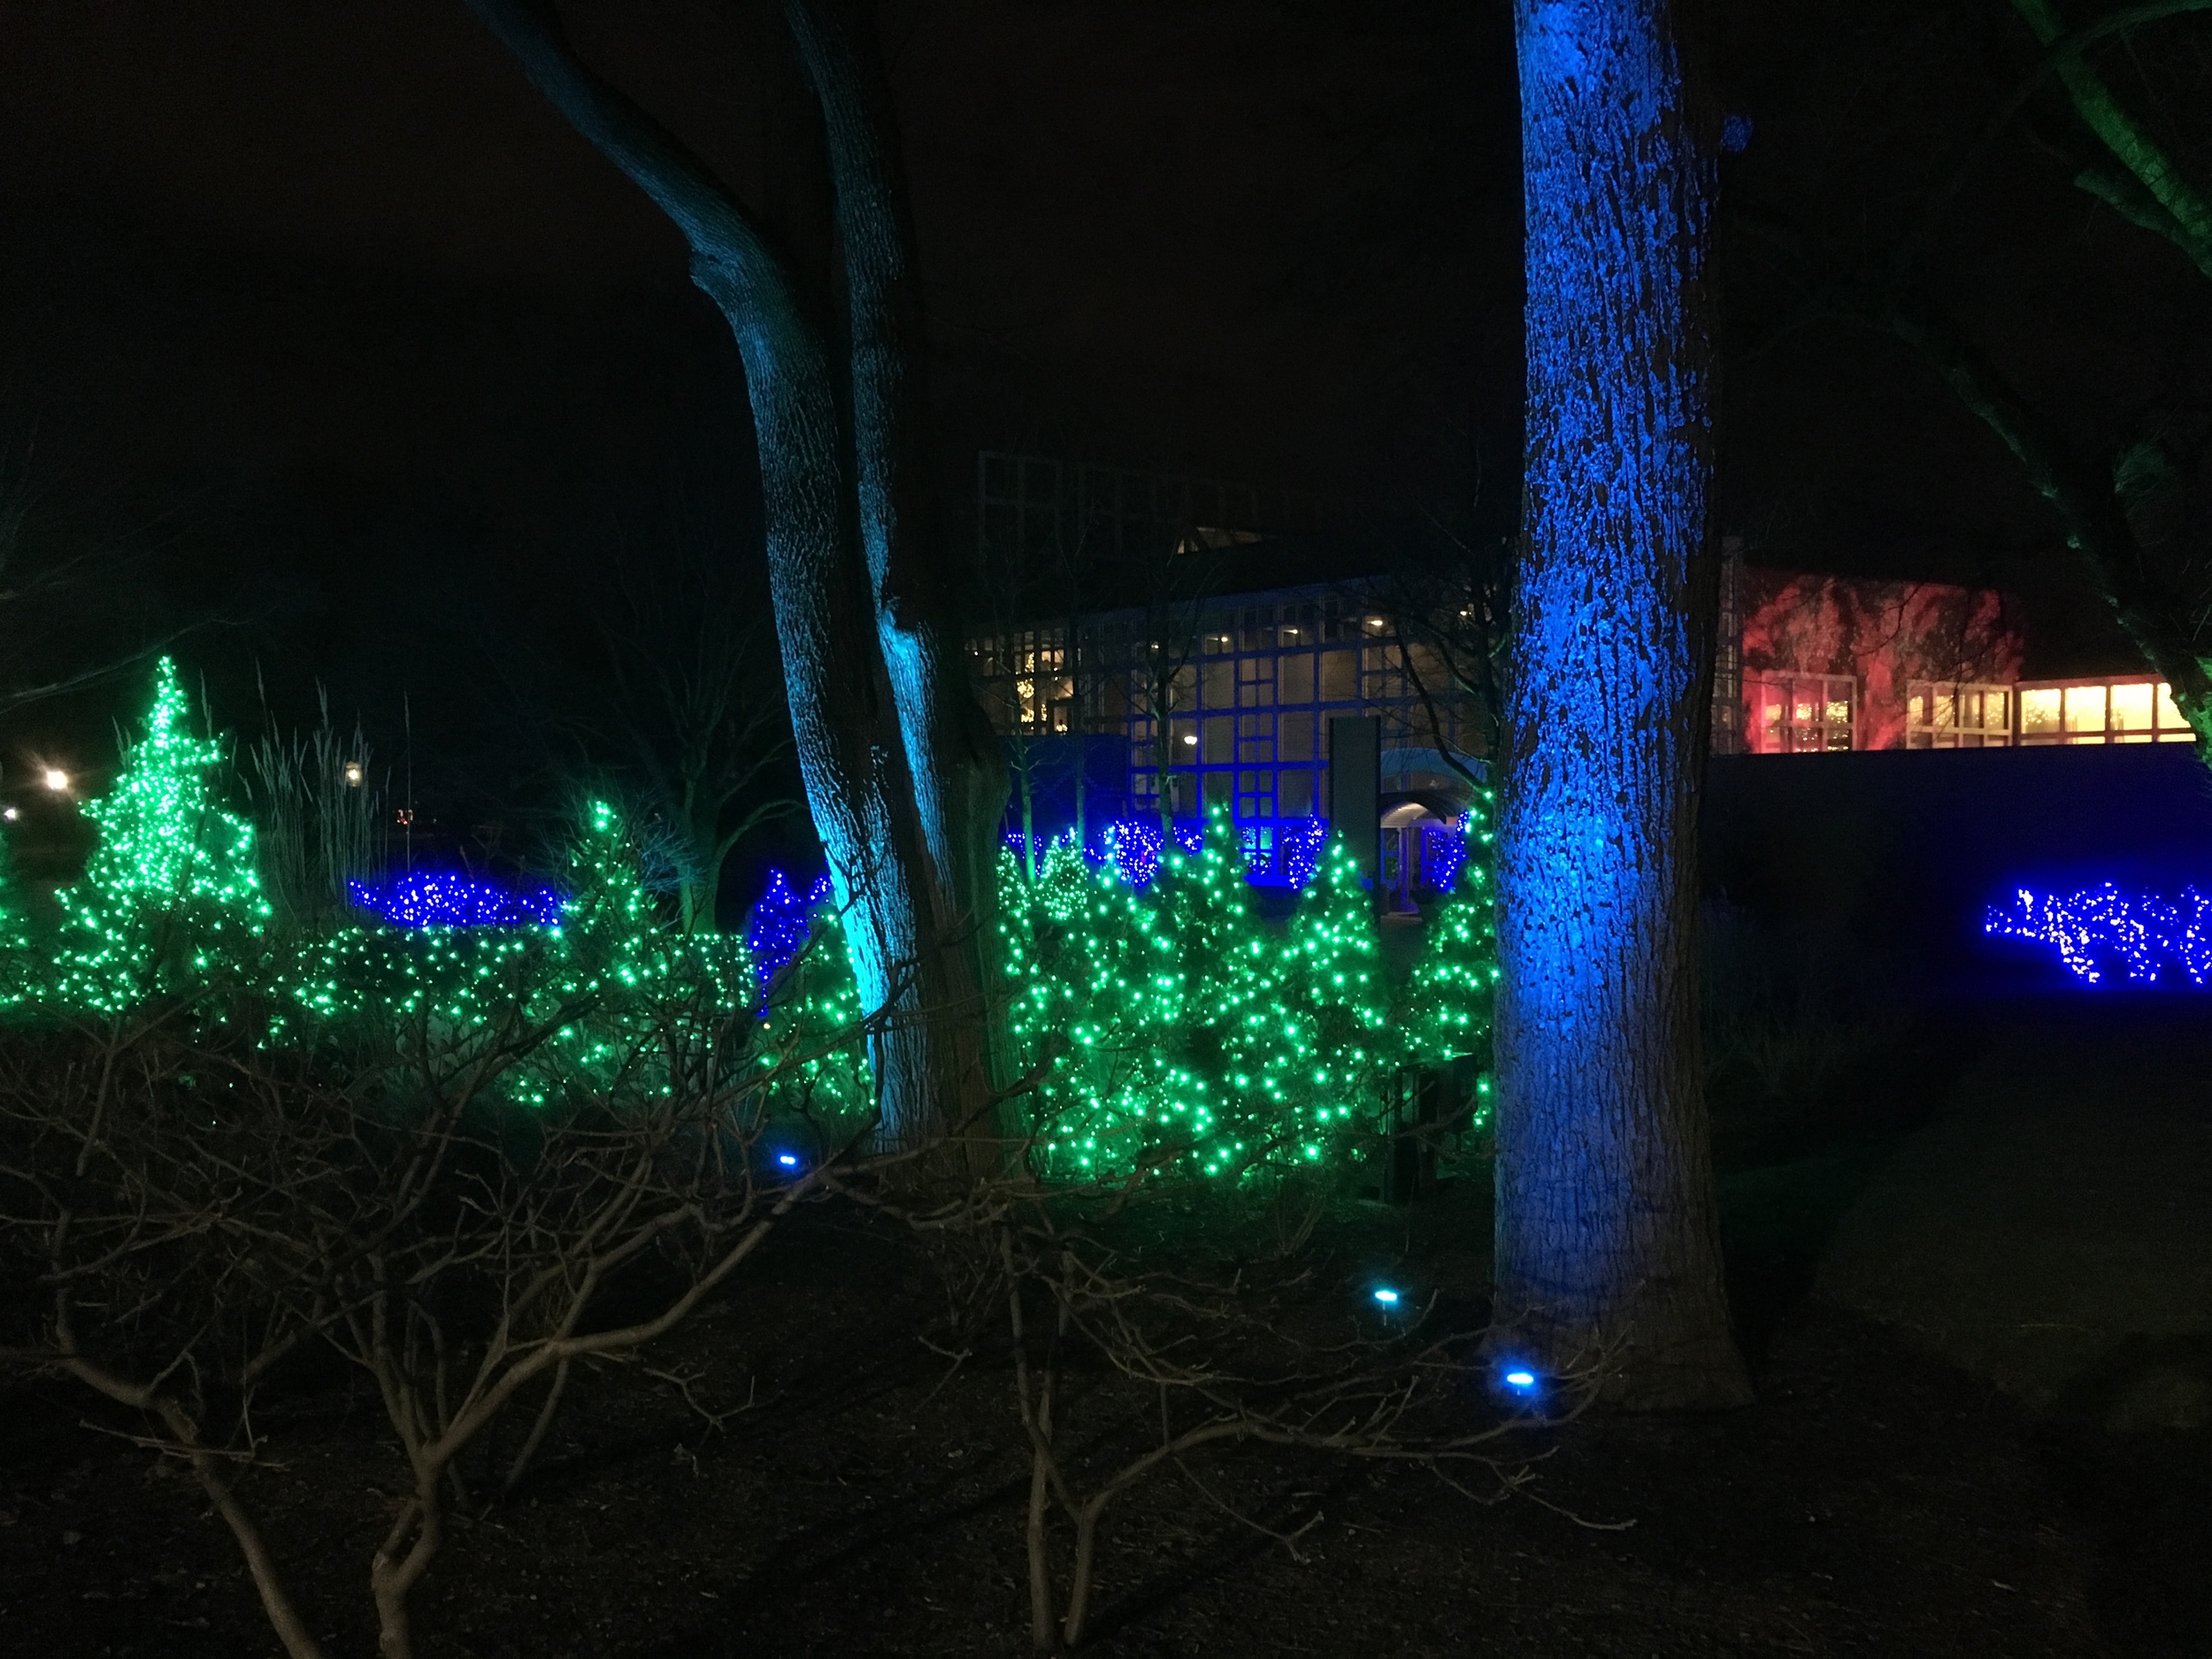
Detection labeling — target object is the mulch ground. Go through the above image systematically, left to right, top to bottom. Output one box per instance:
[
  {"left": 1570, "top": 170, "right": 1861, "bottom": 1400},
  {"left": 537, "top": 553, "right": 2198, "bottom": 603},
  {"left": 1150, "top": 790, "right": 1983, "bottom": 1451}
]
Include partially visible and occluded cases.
[{"left": 3, "top": 1014, "right": 2206, "bottom": 1657}]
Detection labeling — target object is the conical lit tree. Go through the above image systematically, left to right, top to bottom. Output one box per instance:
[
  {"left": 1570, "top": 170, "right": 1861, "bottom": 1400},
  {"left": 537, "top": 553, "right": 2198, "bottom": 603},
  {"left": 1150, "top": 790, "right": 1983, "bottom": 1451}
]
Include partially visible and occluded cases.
[
  {"left": 28, "top": 657, "right": 270, "bottom": 1017},
  {"left": 1401, "top": 800, "right": 1501, "bottom": 1079}
]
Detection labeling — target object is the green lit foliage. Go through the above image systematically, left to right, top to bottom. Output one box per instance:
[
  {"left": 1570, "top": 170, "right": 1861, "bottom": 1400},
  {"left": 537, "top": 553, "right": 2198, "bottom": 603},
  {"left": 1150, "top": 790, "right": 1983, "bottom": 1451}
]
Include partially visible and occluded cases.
[
  {"left": 7, "top": 657, "right": 270, "bottom": 1017},
  {"left": 0, "top": 661, "right": 1497, "bottom": 1180},
  {"left": 0, "top": 663, "right": 872, "bottom": 1145},
  {"left": 1400, "top": 790, "right": 1501, "bottom": 1126},
  {"left": 991, "top": 798, "right": 1502, "bottom": 1183},
  {"left": 0, "top": 843, "right": 28, "bottom": 994},
  {"left": 754, "top": 883, "right": 873, "bottom": 1138}
]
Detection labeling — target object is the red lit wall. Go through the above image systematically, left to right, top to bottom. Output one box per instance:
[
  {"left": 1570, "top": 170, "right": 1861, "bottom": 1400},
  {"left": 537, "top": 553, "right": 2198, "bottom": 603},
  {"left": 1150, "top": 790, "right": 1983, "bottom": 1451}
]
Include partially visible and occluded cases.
[{"left": 1740, "top": 570, "right": 2024, "bottom": 750}]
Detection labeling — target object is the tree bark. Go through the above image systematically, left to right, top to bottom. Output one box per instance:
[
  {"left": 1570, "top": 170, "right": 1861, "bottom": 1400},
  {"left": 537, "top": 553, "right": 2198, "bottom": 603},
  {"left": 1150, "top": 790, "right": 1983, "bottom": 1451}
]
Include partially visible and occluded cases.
[
  {"left": 462, "top": 0, "right": 986, "bottom": 1145},
  {"left": 782, "top": 0, "right": 1007, "bottom": 1145},
  {"left": 1494, "top": 0, "right": 1750, "bottom": 1410}
]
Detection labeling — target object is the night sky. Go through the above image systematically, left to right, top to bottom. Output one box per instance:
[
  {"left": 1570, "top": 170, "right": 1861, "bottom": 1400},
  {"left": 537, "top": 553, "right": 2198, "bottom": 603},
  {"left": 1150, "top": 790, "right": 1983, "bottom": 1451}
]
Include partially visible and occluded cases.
[{"left": 1, "top": 0, "right": 2203, "bottom": 839}]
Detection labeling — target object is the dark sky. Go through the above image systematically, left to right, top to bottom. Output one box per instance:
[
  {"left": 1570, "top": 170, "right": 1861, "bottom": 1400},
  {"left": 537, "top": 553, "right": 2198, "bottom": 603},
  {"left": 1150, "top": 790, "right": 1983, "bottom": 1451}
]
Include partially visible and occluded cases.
[{"left": 1, "top": 0, "right": 2204, "bottom": 806}]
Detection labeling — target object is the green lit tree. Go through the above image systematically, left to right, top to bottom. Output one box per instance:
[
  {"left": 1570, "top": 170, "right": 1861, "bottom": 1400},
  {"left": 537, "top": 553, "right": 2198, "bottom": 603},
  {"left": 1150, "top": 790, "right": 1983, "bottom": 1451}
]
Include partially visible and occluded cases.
[
  {"left": 20, "top": 657, "right": 269, "bottom": 1018},
  {"left": 1400, "top": 797, "right": 1501, "bottom": 1082},
  {"left": 999, "top": 815, "right": 1440, "bottom": 1182},
  {"left": 755, "top": 882, "right": 875, "bottom": 1143}
]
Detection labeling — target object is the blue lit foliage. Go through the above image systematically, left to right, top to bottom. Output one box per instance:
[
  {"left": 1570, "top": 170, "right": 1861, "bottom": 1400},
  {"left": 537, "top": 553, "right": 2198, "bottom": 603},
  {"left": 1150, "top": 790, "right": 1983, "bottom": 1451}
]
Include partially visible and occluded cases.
[
  {"left": 745, "top": 868, "right": 837, "bottom": 989},
  {"left": 347, "top": 871, "right": 563, "bottom": 928},
  {"left": 1985, "top": 884, "right": 2212, "bottom": 987}
]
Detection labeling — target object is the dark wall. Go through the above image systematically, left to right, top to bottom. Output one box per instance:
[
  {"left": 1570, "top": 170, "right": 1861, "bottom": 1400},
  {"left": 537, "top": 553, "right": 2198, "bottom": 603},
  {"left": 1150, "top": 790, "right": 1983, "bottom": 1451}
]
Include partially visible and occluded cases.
[{"left": 1703, "top": 748, "right": 2212, "bottom": 1000}]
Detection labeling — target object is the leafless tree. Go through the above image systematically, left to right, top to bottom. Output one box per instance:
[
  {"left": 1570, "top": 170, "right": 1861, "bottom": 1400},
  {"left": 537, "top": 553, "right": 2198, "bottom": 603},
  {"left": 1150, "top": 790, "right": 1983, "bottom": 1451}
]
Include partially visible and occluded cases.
[{"left": 589, "top": 557, "right": 798, "bottom": 933}]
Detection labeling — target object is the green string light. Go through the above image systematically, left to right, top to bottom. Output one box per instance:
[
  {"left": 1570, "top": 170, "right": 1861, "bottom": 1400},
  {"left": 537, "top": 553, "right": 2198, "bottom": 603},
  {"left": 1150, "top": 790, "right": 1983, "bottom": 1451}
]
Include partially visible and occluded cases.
[{"left": 0, "top": 665, "right": 1498, "bottom": 1178}]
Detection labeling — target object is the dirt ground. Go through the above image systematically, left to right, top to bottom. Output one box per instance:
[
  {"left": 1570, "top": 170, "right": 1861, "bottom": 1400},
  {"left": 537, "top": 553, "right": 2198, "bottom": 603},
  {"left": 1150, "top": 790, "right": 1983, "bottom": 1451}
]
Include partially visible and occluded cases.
[{"left": 2, "top": 1011, "right": 2206, "bottom": 1657}]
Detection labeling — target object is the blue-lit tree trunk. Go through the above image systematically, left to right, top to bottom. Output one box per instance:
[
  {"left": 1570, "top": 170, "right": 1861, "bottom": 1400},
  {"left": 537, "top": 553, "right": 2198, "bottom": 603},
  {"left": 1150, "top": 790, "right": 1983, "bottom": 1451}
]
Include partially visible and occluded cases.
[
  {"left": 464, "top": 0, "right": 1002, "bottom": 1151},
  {"left": 1494, "top": 0, "right": 1750, "bottom": 1409}
]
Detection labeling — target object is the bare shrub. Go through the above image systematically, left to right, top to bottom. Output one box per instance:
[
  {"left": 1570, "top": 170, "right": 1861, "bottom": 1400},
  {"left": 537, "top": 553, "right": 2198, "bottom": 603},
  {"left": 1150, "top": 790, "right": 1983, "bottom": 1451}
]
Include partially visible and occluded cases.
[
  {"left": 0, "top": 974, "right": 867, "bottom": 1659},
  {"left": 848, "top": 1160, "right": 1583, "bottom": 1652}
]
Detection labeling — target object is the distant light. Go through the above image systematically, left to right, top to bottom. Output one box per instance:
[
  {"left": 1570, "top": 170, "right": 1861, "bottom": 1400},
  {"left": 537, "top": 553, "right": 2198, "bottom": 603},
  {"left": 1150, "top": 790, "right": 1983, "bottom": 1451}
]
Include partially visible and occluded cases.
[
  {"left": 1182, "top": 733, "right": 1199, "bottom": 746},
  {"left": 342, "top": 760, "right": 365, "bottom": 787},
  {"left": 42, "top": 768, "right": 68, "bottom": 793},
  {"left": 1, "top": 807, "right": 15, "bottom": 822},
  {"left": 776, "top": 1152, "right": 800, "bottom": 1168},
  {"left": 1371, "top": 1286, "right": 1401, "bottom": 1306},
  {"left": 1502, "top": 1369, "right": 1537, "bottom": 1389}
]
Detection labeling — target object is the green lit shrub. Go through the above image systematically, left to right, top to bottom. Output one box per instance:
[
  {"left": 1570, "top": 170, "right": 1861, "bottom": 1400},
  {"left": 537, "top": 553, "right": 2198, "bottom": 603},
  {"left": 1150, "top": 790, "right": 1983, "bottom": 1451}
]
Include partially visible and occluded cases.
[{"left": 995, "top": 808, "right": 1497, "bottom": 1183}]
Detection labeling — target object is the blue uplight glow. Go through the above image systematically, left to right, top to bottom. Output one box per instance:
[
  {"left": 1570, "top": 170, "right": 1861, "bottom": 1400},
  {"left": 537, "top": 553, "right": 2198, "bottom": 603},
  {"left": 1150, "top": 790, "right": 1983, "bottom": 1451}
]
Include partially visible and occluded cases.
[
  {"left": 347, "top": 872, "right": 563, "bottom": 928},
  {"left": 1985, "top": 883, "right": 2212, "bottom": 987},
  {"left": 775, "top": 1152, "right": 800, "bottom": 1168},
  {"left": 1371, "top": 1286, "right": 1401, "bottom": 1306},
  {"left": 1502, "top": 1369, "right": 1538, "bottom": 1389}
]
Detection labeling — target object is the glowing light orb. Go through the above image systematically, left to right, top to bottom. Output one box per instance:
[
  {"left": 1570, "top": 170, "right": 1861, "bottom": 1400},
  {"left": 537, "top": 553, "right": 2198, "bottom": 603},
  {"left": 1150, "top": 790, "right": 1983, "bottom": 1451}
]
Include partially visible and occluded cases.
[
  {"left": 42, "top": 768, "right": 68, "bottom": 793},
  {"left": 775, "top": 1152, "right": 799, "bottom": 1168},
  {"left": 1371, "top": 1287, "right": 1401, "bottom": 1306},
  {"left": 1502, "top": 1369, "right": 1538, "bottom": 1389}
]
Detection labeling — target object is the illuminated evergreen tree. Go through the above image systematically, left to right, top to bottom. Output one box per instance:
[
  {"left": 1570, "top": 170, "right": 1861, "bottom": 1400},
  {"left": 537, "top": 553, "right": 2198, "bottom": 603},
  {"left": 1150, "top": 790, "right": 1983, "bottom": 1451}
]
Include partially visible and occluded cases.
[
  {"left": 21, "top": 657, "right": 270, "bottom": 1017},
  {"left": 1401, "top": 799, "right": 1500, "bottom": 1084},
  {"left": 1000, "top": 814, "right": 1417, "bottom": 1181},
  {"left": 754, "top": 877, "right": 872, "bottom": 1141}
]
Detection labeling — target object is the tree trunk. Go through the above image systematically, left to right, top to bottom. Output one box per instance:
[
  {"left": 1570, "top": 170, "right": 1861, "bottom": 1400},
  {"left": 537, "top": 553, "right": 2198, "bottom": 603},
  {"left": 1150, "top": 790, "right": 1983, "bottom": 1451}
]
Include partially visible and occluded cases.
[
  {"left": 463, "top": 0, "right": 988, "bottom": 1147},
  {"left": 782, "top": 0, "right": 1008, "bottom": 1146},
  {"left": 1494, "top": 0, "right": 1749, "bottom": 1410}
]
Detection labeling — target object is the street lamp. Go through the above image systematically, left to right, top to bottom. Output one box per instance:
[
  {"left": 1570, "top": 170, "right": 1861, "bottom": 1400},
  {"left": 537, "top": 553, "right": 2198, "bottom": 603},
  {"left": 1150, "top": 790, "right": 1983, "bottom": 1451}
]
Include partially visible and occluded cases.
[{"left": 42, "top": 767, "right": 68, "bottom": 794}]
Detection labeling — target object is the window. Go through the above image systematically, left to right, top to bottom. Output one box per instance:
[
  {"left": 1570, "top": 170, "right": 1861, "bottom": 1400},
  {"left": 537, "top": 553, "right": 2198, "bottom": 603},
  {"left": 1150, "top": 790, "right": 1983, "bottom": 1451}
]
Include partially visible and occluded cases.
[
  {"left": 975, "top": 585, "right": 1483, "bottom": 837},
  {"left": 1319, "top": 649, "right": 1356, "bottom": 703},
  {"left": 1747, "top": 673, "right": 1855, "bottom": 753},
  {"left": 2015, "top": 677, "right": 2194, "bottom": 744},
  {"left": 1906, "top": 681, "right": 2011, "bottom": 749}
]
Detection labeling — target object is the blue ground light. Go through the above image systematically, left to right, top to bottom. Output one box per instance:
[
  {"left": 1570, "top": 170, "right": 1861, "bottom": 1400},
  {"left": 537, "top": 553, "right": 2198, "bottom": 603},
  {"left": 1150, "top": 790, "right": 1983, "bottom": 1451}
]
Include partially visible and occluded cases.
[{"left": 1371, "top": 1286, "right": 1401, "bottom": 1307}]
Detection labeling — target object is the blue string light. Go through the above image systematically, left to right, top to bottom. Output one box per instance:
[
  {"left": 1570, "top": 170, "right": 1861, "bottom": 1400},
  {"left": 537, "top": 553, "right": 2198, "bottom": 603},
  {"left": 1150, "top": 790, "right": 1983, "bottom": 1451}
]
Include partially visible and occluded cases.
[
  {"left": 1424, "top": 815, "right": 1471, "bottom": 894},
  {"left": 1094, "top": 818, "right": 1333, "bottom": 892},
  {"left": 744, "top": 869, "right": 835, "bottom": 989},
  {"left": 346, "top": 872, "right": 563, "bottom": 928},
  {"left": 1985, "top": 883, "right": 2212, "bottom": 987}
]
